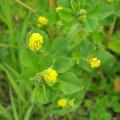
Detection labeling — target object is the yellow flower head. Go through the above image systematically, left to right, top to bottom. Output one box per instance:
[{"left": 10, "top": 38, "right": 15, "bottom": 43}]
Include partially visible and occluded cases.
[
  {"left": 107, "top": 0, "right": 115, "bottom": 4},
  {"left": 56, "top": 7, "right": 63, "bottom": 12},
  {"left": 79, "top": 9, "right": 87, "bottom": 21},
  {"left": 38, "top": 16, "right": 48, "bottom": 25},
  {"left": 28, "top": 33, "right": 43, "bottom": 51},
  {"left": 88, "top": 57, "right": 101, "bottom": 68},
  {"left": 43, "top": 68, "right": 58, "bottom": 84},
  {"left": 58, "top": 98, "right": 68, "bottom": 108}
]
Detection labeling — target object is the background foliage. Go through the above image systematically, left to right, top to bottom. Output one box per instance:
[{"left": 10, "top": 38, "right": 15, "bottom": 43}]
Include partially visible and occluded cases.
[{"left": 0, "top": 0, "right": 120, "bottom": 120}]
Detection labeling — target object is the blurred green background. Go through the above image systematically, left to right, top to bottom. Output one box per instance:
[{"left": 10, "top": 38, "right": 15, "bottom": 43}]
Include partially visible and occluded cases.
[{"left": 0, "top": 0, "right": 120, "bottom": 120}]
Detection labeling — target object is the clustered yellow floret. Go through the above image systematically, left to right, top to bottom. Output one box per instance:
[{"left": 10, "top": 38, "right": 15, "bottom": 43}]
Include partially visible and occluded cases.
[
  {"left": 107, "top": 0, "right": 115, "bottom": 4},
  {"left": 56, "top": 7, "right": 63, "bottom": 12},
  {"left": 38, "top": 16, "right": 48, "bottom": 25},
  {"left": 28, "top": 33, "right": 43, "bottom": 51},
  {"left": 88, "top": 57, "right": 101, "bottom": 68},
  {"left": 43, "top": 68, "right": 58, "bottom": 84},
  {"left": 58, "top": 98, "right": 68, "bottom": 108},
  {"left": 58, "top": 98, "right": 75, "bottom": 108}
]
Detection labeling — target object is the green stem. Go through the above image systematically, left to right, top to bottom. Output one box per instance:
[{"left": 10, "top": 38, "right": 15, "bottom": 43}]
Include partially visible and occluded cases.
[
  {"left": 0, "top": 44, "right": 17, "bottom": 48},
  {"left": 39, "top": 48, "right": 50, "bottom": 55},
  {"left": 42, "top": 84, "right": 48, "bottom": 103}
]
